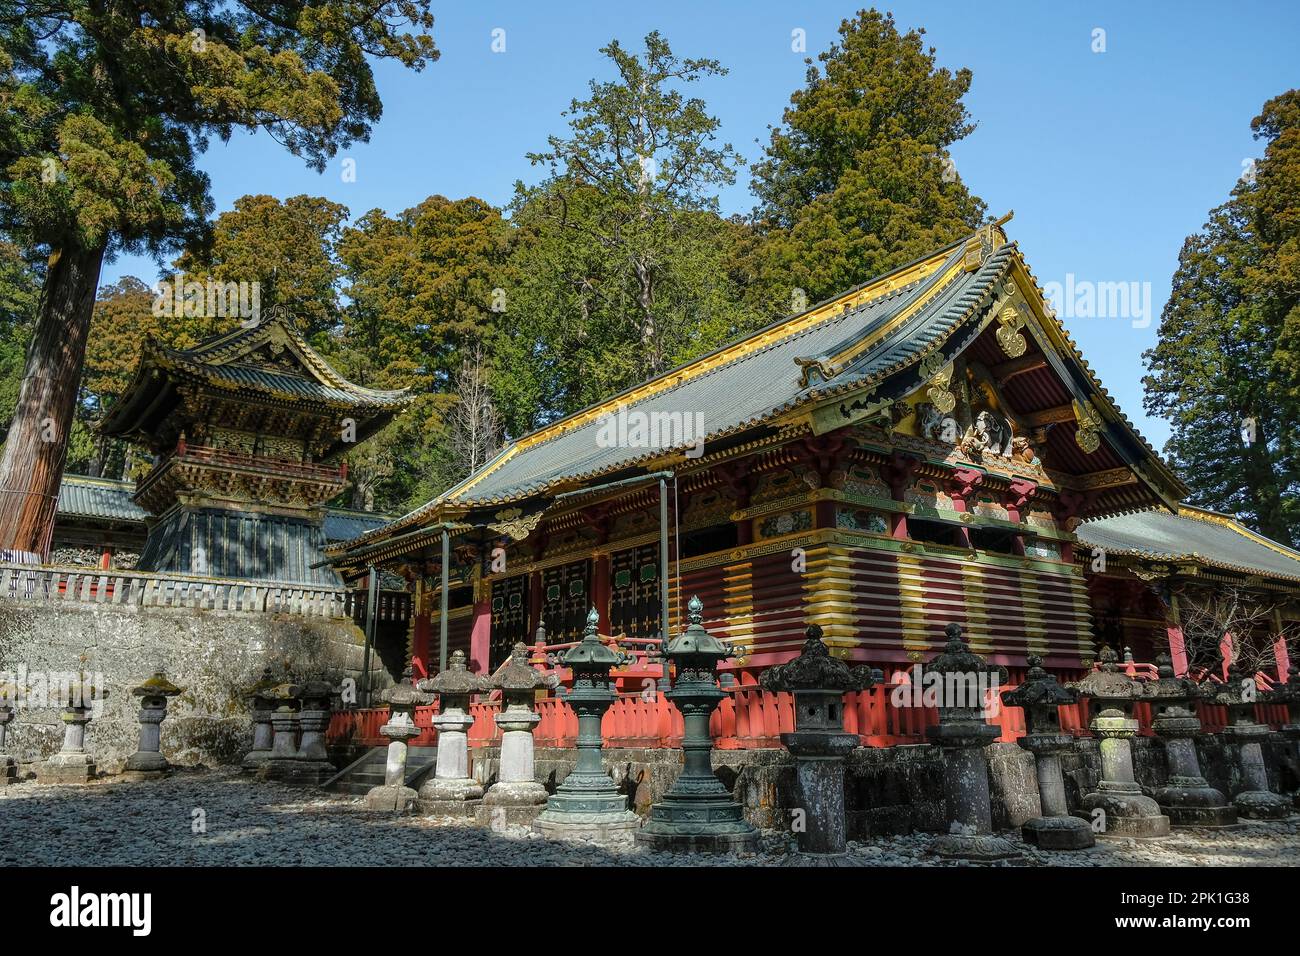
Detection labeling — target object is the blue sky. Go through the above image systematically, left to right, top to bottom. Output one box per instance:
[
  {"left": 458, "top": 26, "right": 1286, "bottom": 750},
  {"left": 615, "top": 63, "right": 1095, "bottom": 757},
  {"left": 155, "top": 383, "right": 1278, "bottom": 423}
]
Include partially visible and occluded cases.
[{"left": 103, "top": 1, "right": 1300, "bottom": 452}]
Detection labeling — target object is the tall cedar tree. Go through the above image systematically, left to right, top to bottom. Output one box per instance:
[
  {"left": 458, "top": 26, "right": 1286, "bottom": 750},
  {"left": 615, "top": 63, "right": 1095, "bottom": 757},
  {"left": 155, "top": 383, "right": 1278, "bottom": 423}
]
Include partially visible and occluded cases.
[
  {"left": 0, "top": 1, "right": 437, "bottom": 556},
  {"left": 747, "top": 9, "right": 986, "bottom": 308},
  {"left": 499, "top": 32, "right": 751, "bottom": 432},
  {"left": 1144, "top": 90, "right": 1300, "bottom": 546},
  {"left": 175, "top": 194, "right": 350, "bottom": 342},
  {"left": 337, "top": 195, "right": 511, "bottom": 510}
]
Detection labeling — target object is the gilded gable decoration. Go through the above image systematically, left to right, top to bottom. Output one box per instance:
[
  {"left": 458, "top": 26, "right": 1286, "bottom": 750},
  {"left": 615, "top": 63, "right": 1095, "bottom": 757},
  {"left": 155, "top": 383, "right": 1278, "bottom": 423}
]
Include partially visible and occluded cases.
[
  {"left": 918, "top": 352, "right": 956, "bottom": 414},
  {"left": 1072, "top": 398, "right": 1104, "bottom": 454}
]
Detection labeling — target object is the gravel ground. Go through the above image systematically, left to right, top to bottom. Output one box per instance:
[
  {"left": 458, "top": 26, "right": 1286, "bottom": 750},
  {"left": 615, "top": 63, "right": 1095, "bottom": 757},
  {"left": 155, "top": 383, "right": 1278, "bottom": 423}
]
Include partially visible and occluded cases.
[{"left": 2, "top": 769, "right": 1298, "bottom": 866}]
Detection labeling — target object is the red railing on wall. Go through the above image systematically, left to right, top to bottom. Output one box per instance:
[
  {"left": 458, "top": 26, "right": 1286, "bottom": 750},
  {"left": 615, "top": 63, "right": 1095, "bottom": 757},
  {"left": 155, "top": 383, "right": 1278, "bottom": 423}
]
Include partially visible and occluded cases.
[{"left": 326, "top": 683, "right": 1293, "bottom": 752}]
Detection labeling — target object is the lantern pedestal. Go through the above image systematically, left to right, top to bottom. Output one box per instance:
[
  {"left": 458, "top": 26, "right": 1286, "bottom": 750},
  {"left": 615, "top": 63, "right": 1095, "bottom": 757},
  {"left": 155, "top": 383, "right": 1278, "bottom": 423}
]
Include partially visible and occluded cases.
[
  {"left": 637, "top": 597, "right": 759, "bottom": 855},
  {"left": 535, "top": 611, "right": 641, "bottom": 844},
  {"left": 925, "top": 625, "right": 1021, "bottom": 862},
  {"left": 760, "top": 626, "right": 877, "bottom": 864},
  {"left": 477, "top": 643, "right": 549, "bottom": 828},
  {"left": 417, "top": 651, "right": 487, "bottom": 817},
  {"left": 241, "top": 667, "right": 279, "bottom": 773},
  {"left": 364, "top": 669, "right": 431, "bottom": 813},
  {"left": 637, "top": 685, "right": 759, "bottom": 854},
  {"left": 0, "top": 704, "right": 20, "bottom": 786},
  {"left": 38, "top": 707, "right": 98, "bottom": 784},
  {"left": 477, "top": 709, "right": 549, "bottom": 826},
  {"left": 417, "top": 710, "right": 483, "bottom": 816},
  {"left": 1079, "top": 713, "right": 1170, "bottom": 838},
  {"left": 365, "top": 717, "right": 422, "bottom": 812},
  {"left": 1152, "top": 718, "right": 1238, "bottom": 827},
  {"left": 929, "top": 720, "right": 1022, "bottom": 861},
  {"left": 1222, "top": 722, "right": 1292, "bottom": 820},
  {"left": 1020, "top": 733, "right": 1096, "bottom": 849}
]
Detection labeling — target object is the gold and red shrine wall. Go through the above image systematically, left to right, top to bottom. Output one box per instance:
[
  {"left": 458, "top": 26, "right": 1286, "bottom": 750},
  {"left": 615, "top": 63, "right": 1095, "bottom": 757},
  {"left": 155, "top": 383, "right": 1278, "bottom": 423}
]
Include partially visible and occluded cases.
[{"left": 673, "top": 532, "right": 1093, "bottom": 676}]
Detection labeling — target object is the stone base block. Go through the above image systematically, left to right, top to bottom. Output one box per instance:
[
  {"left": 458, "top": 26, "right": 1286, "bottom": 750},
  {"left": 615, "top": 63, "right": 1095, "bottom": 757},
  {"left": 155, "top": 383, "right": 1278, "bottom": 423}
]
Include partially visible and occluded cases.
[
  {"left": 124, "top": 751, "right": 170, "bottom": 775},
  {"left": 240, "top": 751, "right": 271, "bottom": 773},
  {"left": 37, "top": 753, "right": 95, "bottom": 785},
  {"left": 120, "top": 769, "right": 171, "bottom": 783},
  {"left": 418, "top": 776, "right": 483, "bottom": 805},
  {"left": 477, "top": 780, "right": 549, "bottom": 828},
  {"left": 364, "top": 784, "right": 418, "bottom": 813},
  {"left": 1155, "top": 784, "right": 1238, "bottom": 828},
  {"left": 1080, "top": 789, "right": 1170, "bottom": 839},
  {"left": 1234, "top": 790, "right": 1293, "bottom": 820},
  {"left": 420, "top": 797, "right": 482, "bottom": 819},
  {"left": 476, "top": 802, "right": 547, "bottom": 828},
  {"left": 1161, "top": 803, "right": 1239, "bottom": 828},
  {"left": 534, "top": 809, "right": 642, "bottom": 844},
  {"left": 1022, "top": 815, "right": 1095, "bottom": 850},
  {"left": 635, "top": 828, "right": 760, "bottom": 855},
  {"left": 931, "top": 833, "right": 1023, "bottom": 861},
  {"left": 782, "top": 851, "right": 855, "bottom": 867}
]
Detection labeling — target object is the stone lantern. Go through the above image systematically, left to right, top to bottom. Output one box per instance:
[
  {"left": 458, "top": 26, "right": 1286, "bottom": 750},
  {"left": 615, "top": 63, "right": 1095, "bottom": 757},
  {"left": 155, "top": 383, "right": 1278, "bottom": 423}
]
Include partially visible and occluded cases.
[
  {"left": 636, "top": 595, "right": 759, "bottom": 854},
  {"left": 535, "top": 608, "right": 642, "bottom": 843},
  {"left": 760, "top": 623, "right": 875, "bottom": 862},
  {"left": 925, "top": 623, "right": 1020, "bottom": 861},
  {"left": 477, "top": 642, "right": 549, "bottom": 826},
  {"left": 1068, "top": 647, "right": 1169, "bottom": 838},
  {"left": 417, "top": 650, "right": 490, "bottom": 816},
  {"left": 1144, "top": 654, "right": 1237, "bottom": 827},
  {"left": 1000, "top": 656, "right": 1094, "bottom": 849},
  {"left": 1207, "top": 662, "right": 1290, "bottom": 820},
  {"left": 1267, "top": 663, "right": 1300, "bottom": 808},
  {"left": 241, "top": 666, "right": 280, "bottom": 773},
  {"left": 365, "top": 666, "right": 433, "bottom": 812},
  {"left": 122, "top": 670, "right": 184, "bottom": 781},
  {"left": 37, "top": 673, "right": 107, "bottom": 785},
  {"left": 0, "top": 679, "right": 18, "bottom": 786},
  {"left": 292, "top": 679, "right": 337, "bottom": 785},
  {"left": 259, "top": 682, "right": 302, "bottom": 781}
]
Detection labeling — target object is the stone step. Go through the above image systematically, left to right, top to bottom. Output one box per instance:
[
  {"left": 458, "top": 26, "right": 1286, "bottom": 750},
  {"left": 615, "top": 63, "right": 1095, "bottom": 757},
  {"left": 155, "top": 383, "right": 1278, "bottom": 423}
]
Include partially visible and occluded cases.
[{"left": 320, "top": 745, "right": 438, "bottom": 795}]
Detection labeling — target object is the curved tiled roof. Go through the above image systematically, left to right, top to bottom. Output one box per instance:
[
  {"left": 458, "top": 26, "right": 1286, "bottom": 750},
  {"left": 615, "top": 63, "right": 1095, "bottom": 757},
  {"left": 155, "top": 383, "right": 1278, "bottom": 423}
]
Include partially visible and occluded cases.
[
  {"left": 329, "top": 222, "right": 1185, "bottom": 560},
  {"left": 57, "top": 476, "right": 146, "bottom": 522},
  {"left": 1077, "top": 507, "right": 1300, "bottom": 583}
]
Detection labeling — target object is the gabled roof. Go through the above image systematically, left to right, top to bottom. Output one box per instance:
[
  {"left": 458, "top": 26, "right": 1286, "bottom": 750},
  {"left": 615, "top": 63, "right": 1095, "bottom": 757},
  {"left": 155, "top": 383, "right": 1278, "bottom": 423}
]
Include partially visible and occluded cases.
[
  {"left": 331, "top": 221, "right": 1185, "bottom": 558},
  {"left": 100, "top": 313, "right": 410, "bottom": 446},
  {"left": 1077, "top": 506, "right": 1300, "bottom": 584}
]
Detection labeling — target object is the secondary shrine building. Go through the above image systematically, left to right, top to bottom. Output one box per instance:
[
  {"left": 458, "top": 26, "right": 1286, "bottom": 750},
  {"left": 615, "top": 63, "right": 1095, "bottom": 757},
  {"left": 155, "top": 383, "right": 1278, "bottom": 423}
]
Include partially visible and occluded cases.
[{"left": 327, "top": 222, "right": 1300, "bottom": 685}]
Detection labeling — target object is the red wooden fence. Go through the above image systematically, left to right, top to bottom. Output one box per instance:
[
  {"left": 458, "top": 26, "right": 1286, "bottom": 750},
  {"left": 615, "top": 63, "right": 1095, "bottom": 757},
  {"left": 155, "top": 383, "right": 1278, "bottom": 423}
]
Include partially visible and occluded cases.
[{"left": 326, "top": 682, "right": 1293, "bottom": 752}]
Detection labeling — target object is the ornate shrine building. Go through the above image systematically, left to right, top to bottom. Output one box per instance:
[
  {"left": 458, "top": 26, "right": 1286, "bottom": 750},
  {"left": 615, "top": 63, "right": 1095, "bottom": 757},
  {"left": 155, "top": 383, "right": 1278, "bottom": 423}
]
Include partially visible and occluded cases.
[
  {"left": 326, "top": 221, "right": 1300, "bottom": 684},
  {"left": 98, "top": 314, "right": 409, "bottom": 585}
]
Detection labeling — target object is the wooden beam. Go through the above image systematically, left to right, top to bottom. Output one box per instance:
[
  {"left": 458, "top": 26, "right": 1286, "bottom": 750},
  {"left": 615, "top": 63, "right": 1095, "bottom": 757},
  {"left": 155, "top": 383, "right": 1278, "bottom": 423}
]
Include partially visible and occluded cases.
[
  {"left": 991, "top": 355, "right": 1047, "bottom": 386},
  {"left": 1023, "top": 404, "right": 1075, "bottom": 427}
]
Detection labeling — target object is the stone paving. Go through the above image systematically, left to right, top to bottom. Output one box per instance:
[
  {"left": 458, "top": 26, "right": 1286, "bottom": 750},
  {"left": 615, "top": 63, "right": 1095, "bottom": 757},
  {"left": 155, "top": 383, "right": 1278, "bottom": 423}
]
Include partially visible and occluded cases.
[{"left": 2, "top": 769, "right": 1297, "bottom": 866}]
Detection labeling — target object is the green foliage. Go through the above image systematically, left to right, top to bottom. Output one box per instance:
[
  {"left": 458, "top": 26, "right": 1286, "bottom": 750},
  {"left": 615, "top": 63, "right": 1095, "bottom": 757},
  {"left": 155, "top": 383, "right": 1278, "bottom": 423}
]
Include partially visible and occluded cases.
[
  {"left": 746, "top": 9, "right": 986, "bottom": 306},
  {"left": 496, "top": 32, "right": 760, "bottom": 434},
  {"left": 1144, "top": 90, "right": 1300, "bottom": 545},
  {"left": 177, "top": 193, "right": 350, "bottom": 340},
  {"left": 0, "top": 237, "right": 39, "bottom": 438}
]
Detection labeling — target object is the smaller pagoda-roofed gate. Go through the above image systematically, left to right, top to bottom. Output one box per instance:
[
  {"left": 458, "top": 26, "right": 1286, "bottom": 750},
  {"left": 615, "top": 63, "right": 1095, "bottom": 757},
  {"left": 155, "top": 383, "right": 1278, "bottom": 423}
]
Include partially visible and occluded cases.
[
  {"left": 326, "top": 218, "right": 1192, "bottom": 683},
  {"left": 100, "top": 314, "right": 410, "bottom": 586},
  {"left": 1078, "top": 505, "right": 1300, "bottom": 682}
]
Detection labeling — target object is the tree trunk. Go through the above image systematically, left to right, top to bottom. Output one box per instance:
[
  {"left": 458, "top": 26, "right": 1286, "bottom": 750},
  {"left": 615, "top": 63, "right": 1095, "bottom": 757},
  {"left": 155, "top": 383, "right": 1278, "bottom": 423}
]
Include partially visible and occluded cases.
[{"left": 0, "top": 242, "right": 106, "bottom": 559}]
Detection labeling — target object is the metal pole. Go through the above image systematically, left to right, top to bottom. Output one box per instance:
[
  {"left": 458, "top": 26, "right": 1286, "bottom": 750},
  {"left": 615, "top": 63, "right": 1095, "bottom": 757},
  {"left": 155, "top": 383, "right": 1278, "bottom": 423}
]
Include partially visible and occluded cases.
[
  {"left": 659, "top": 477, "right": 671, "bottom": 691},
  {"left": 440, "top": 528, "right": 450, "bottom": 673},
  {"left": 361, "top": 564, "right": 378, "bottom": 706}
]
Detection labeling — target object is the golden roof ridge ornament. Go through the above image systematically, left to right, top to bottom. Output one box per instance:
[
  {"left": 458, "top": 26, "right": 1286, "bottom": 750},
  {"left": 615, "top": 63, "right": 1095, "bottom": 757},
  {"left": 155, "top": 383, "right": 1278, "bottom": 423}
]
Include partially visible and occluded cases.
[{"left": 962, "top": 212, "right": 1013, "bottom": 273}]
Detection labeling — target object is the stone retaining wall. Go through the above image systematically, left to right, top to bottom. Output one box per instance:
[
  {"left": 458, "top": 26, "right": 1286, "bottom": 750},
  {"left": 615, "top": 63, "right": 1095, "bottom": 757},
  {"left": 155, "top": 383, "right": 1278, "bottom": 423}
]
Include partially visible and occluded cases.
[{"left": 0, "top": 599, "right": 373, "bottom": 771}]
